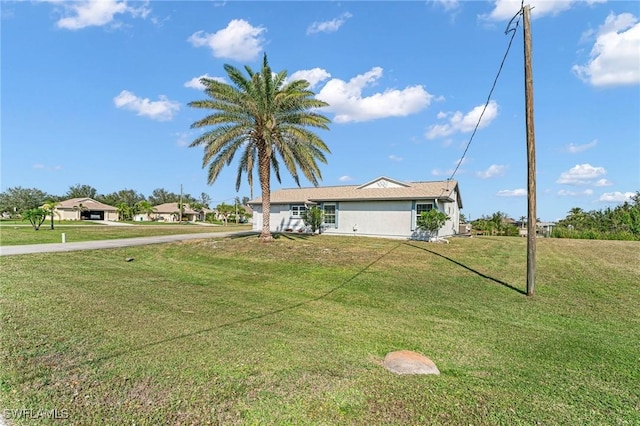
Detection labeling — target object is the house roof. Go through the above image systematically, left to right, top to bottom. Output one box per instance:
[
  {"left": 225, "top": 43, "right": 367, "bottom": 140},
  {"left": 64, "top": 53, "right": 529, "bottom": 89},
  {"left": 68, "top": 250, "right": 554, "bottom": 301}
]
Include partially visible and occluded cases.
[
  {"left": 248, "top": 178, "right": 462, "bottom": 208},
  {"left": 56, "top": 198, "right": 117, "bottom": 211},
  {"left": 152, "top": 202, "right": 198, "bottom": 214}
]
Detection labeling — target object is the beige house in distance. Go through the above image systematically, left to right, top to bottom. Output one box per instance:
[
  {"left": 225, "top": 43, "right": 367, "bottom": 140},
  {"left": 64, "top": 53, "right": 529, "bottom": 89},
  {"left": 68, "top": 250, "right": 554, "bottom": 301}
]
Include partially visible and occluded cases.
[
  {"left": 54, "top": 198, "right": 118, "bottom": 221},
  {"left": 135, "top": 202, "right": 199, "bottom": 222}
]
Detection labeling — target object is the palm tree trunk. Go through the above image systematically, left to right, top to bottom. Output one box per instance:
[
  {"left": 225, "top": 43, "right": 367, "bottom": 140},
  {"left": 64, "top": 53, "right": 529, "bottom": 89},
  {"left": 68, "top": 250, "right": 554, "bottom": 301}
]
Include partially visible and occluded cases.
[{"left": 258, "top": 147, "right": 274, "bottom": 242}]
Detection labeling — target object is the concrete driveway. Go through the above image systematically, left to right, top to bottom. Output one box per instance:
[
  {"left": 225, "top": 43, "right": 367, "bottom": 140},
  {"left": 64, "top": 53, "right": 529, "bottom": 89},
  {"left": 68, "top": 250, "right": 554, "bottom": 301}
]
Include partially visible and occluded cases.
[{"left": 0, "top": 231, "right": 257, "bottom": 256}]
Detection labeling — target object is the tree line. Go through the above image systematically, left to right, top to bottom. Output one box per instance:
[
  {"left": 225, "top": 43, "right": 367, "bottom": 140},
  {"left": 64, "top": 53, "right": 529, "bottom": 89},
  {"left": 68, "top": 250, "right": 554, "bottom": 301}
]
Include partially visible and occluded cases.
[
  {"left": 0, "top": 184, "right": 251, "bottom": 222},
  {"left": 470, "top": 192, "right": 640, "bottom": 241},
  {"left": 551, "top": 197, "right": 640, "bottom": 240}
]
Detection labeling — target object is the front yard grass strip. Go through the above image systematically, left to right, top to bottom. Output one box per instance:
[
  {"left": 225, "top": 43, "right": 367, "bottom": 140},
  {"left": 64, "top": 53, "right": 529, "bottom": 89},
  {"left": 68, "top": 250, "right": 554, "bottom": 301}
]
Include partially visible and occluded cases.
[{"left": 1, "top": 236, "right": 638, "bottom": 424}]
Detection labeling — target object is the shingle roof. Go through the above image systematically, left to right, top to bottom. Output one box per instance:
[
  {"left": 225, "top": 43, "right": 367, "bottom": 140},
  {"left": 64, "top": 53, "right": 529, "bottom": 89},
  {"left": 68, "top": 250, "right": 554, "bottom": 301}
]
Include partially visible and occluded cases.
[
  {"left": 249, "top": 178, "right": 462, "bottom": 208},
  {"left": 56, "top": 198, "right": 117, "bottom": 211},
  {"left": 153, "top": 202, "right": 199, "bottom": 214}
]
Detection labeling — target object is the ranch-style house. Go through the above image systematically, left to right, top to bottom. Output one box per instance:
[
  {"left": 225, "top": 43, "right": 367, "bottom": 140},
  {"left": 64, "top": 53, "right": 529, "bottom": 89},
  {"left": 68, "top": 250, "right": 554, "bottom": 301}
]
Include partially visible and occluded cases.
[{"left": 248, "top": 176, "right": 463, "bottom": 240}]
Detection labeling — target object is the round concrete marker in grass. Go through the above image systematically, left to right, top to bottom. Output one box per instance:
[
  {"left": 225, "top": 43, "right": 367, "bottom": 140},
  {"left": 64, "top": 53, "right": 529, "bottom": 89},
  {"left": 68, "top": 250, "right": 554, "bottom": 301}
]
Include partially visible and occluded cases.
[{"left": 383, "top": 350, "right": 440, "bottom": 375}]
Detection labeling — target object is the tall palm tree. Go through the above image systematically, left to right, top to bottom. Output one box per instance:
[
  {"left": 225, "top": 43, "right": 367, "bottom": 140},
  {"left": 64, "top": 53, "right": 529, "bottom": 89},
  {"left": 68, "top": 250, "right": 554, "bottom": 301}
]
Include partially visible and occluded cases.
[{"left": 188, "top": 54, "right": 331, "bottom": 242}]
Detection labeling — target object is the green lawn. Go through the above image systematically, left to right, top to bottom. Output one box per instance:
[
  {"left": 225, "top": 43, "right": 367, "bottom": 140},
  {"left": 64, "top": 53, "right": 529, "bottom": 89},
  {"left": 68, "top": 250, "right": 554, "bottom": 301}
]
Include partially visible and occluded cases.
[
  {"left": 0, "top": 223, "right": 251, "bottom": 246},
  {"left": 1, "top": 235, "right": 638, "bottom": 425}
]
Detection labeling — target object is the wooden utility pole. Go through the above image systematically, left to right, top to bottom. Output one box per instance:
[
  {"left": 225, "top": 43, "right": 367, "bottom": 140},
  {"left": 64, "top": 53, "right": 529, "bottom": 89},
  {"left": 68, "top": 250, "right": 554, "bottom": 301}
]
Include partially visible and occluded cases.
[
  {"left": 523, "top": 4, "right": 537, "bottom": 296},
  {"left": 179, "top": 184, "right": 183, "bottom": 223}
]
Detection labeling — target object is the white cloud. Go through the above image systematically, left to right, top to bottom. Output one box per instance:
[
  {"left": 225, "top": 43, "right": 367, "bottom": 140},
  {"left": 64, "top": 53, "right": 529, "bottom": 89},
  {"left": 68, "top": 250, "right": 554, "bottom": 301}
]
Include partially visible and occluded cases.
[
  {"left": 50, "top": 0, "right": 150, "bottom": 30},
  {"left": 432, "top": 0, "right": 460, "bottom": 12},
  {"left": 483, "top": 0, "right": 604, "bottom": 21},
  {"left": 307, "top": 12, "right": 352, "bottom": 35},
  {"left": 573, "top": 13, "right": 640, "bottom": 87},
  {"left": 188, "top": 19, "right": 266, "bottom": 62},
  {"left": 316, "top": 67, "right": 434, "bottom": 123},
  {"left": 289, "top": 68, "right": 331, "bottom": 90},
  {"left": 184, "top": 74, "right": 226, "bottom": 90},
  {"left": 113, "top": 90, "right": 180, "bottom": 121},
  {"left": 425, "top": 101, "right": 498, "bottom": 139},
  {"left": 175, "top": 131, "right": 194, "bottom": 147},
  {"left": 566, "top": 139, "right": 597, "bottom": 153},
  {"left": 388, "top": 155, "right": 403, "bottom": 162},
  {"left": 453, "top": 157, "right": 469, "bottom": 166},
  {"left": 33, "top": 163, "right": 61, "bottom": 171},
  {"left": 556, "top": 163, "right": 606, "bottom": 185},
  {"left": 476, "top": 164, "right": 506, "bottom": 179},
  {"left": 431, "top": 168, "right": 455, "bottom": 177},
  {"left": 338, "top": 175, "right": 352, "bottom": 182},
  {"left": 594, "top": 179, "right": 613, "bottom": 187},
  {"left": 496, "top": 188, "right": 526, "bottom": 197},
  {"left": 558, "top": 189, "right": 594, "bottom": 196},
  {"left": 599, "top": 191, "right": 635, "bottom": 203}
]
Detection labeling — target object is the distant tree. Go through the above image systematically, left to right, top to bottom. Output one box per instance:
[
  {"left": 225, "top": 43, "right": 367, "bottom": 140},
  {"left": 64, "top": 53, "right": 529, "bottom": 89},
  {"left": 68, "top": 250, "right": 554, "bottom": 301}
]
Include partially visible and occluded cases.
[
  {"left": 188, "top": 54, "right": 331, "bottom": 242},
  {"left": 66, "top": 184, "right": 97, "bottom": 199},
  {"left": 0, "top": 187, "right": 51, "bottom": 215},
  {"left": 148, "top": 188, "right": 180, "bottom": 205},
  {"left": 100, "top": 189, "right": 144, "bottom": 212},
  {"left": 199, "top": 192, "right": 212, "bottom": 209},
  {"left": 553, "top": 194, "right": 640, "bottom": 240},
  {"left": 41, "top": 199, "right": 60, "bottom": 230},
  {"left": 136, "top": 200, "right": 155, "bottom": 221},
  {"left": 116, "top": 202, "right": 134, "bottom": 221},
  {"left": 190, "top": 202, "right": 206, "bottom": 221},
  {"left": 216, "top": 202, "right": 235, "bottom": 225},
  {"left": 301, "top": 206, "right": 323, "bottom": 233},
  {"left": 23, "top": 208, "right": 47, "bottom": 230},
  {"left": 417, "top": 209, "right": 449, "bottom": 240},
  {"left": 490, "top": 211, "right": 509, "bottom": 235},
  {"left": 519, "top": 216, "right": 526, "bottom": 229}
]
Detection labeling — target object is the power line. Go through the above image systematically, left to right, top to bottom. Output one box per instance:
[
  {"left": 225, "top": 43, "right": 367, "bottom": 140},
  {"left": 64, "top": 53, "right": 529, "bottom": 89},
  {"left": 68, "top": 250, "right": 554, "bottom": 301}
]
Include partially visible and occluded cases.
[{"left": 448, "top": 7, "right": 524, "bottom": 182}]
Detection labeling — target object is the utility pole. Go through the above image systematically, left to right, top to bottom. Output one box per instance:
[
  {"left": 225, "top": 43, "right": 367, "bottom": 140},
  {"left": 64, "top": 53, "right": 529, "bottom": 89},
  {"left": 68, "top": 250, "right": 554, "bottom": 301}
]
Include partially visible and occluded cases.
[
  {"left": 523, "top": 4, "right": 537, "bottom": 296},
  {"left": 179, "top": 184, "right": 183, "bottom": 223}
]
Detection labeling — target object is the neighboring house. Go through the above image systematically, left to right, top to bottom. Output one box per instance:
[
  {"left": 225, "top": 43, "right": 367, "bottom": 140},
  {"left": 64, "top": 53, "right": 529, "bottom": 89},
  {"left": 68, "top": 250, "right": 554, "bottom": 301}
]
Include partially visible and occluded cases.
[
  {"left": 248, "top": 176, "right": 463, "bottom": 240},
  {"left": 55, "top": 198, "right": 118, "bottom": 221},
  {"left": 146, "top": 202, "right": 199, "bottom": 222},
  {"left": 518, "top": 221, "right": 555, "bottom": 237}
]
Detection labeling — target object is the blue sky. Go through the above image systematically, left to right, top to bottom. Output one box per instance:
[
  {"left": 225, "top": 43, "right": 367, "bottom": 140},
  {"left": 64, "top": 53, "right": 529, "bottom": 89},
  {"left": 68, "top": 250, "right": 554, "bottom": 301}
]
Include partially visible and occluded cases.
[{"left": 1, "top": 0, "right": 638, "bottom": 221}]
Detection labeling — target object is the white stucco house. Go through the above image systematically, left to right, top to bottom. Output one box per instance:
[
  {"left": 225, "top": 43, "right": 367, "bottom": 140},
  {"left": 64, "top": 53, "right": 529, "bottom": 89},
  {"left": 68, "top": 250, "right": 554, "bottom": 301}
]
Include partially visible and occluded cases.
[{"left": 248, "top": 177, "right": 463, "bottom": 240}]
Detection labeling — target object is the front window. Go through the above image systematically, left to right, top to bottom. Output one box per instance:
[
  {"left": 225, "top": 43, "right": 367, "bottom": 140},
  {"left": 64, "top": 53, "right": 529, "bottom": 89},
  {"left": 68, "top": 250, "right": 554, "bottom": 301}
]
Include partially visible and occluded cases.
[
  {"left": 416, "top": 203, "right": 433, "bottom": 226},
  {"left": 323, "top": 204, "right": 336, "bottom": 226},
  {"left": 291, "top": 205, "right": 306, "bottom": 217}
]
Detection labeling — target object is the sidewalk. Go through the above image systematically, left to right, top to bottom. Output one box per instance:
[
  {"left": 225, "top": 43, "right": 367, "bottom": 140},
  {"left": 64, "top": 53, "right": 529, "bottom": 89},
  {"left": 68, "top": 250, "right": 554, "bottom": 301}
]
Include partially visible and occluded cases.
[{"left": 0, "top": 231, "right": 256, "bottom": 256}]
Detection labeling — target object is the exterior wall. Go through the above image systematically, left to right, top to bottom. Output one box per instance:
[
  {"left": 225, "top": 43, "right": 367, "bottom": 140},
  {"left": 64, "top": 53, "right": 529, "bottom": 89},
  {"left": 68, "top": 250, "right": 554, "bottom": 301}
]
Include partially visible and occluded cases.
[
  {"left": 252, "top": 197, "right": 461, "bottom": 240},
  {"left": 323, "top": 200, "right": 413, "bottom": 239},
  {"left": 252, "top": 204, "right": 305, "bottom": 232},
  {"left": 56, "top": 209, "right": 80, "bottom": 221},
  {"left": 105, "top": 211, "right": 119, "bottom": 221},
  {"left": 153, "top": 212, "right": 197, "bottom": 222}
]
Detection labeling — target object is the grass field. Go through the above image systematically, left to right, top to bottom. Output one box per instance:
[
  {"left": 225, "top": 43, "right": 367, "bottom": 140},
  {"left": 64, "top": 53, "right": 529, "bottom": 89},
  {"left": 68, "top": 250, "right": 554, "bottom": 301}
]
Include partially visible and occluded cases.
[
  {"left": 0, "top": 222, "right": 250, "bottom": 246},
  {"left": 1, "top": 235, "right": 638, "bottom": 425}
]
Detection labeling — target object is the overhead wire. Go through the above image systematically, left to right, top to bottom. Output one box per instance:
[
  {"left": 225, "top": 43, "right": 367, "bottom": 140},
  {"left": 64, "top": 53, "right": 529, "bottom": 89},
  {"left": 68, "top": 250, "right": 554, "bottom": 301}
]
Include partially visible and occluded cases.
[{"left": 447, "top": 5, "right": 525, "bottom": 182}]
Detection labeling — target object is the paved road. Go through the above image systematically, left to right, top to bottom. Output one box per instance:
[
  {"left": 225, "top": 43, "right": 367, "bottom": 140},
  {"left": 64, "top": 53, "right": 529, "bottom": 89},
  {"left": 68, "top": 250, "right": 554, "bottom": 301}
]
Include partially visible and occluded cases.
[{"left": 0, "top": 231, "right": 257, "bottom": 256}]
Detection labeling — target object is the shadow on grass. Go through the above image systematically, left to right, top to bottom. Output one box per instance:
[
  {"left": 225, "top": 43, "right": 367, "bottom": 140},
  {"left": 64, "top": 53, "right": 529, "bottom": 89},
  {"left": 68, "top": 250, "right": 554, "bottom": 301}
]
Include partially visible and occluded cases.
[
  {"left": 232, "top": 232, "right": 313, "bottom": 241},
  {"left": 273, "top": 232, "right": 314, "bottom": 240},
  {"left": 16, "top": 241, "right": 403, "bottom": 383},
  {"left": 404, "top": 242, "right": 526, "bottom": 295}
]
